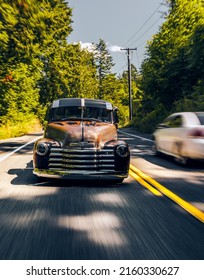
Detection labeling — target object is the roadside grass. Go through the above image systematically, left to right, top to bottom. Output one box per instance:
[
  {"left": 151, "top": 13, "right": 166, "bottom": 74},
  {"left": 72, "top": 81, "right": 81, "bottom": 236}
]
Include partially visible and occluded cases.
[{"left": 0, "top": 118, "right": 42, "bottom": 140}]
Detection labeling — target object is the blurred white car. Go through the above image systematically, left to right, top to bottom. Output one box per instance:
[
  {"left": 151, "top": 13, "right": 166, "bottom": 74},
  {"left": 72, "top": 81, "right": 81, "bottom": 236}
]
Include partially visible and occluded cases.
[{"left": 152, "top": 112, "right": 204, "bottom": 165}]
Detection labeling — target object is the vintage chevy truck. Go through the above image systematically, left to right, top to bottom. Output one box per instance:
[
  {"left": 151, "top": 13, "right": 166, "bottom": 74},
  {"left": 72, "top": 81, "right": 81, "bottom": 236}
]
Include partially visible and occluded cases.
[{"left": 33, "top": 98, "right": 130, "bottom": 183}]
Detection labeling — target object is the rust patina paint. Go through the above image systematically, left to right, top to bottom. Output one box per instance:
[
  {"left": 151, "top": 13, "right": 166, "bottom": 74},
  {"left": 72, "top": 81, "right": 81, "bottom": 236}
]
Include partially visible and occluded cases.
[
  {"left": 33, "top": 98, "right": 130, "bottom": 181},
  {"left": 45, "top": 121, "right": 118, "bottom": 148}
]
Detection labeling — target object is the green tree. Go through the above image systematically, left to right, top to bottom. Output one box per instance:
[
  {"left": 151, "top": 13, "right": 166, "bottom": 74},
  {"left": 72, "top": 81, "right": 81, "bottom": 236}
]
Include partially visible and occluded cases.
[
  {"left": 0, "top": 0, "right": 73, "bottom": 137},
  {"left": 35, "top": 0, "right": 73, "bottom": 106},
  {"left": 136, "top": 0, "right": 204, "bottom": 132},
  {"left": 140, "top": 0, "right": 204, "bottom": 110},
  {"left": 165, "top": 0, "right": 176, "bottom": 9},
  {"left": 94, "top": 39, "right": 115, "bottom": 99},
  {"left": 61, "top": 43, "right": 98, "bottom": 99}
]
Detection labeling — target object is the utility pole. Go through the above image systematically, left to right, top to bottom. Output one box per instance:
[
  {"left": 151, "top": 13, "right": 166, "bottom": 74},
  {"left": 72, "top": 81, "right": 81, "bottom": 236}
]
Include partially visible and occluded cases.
[{"left": 121, "top": 47, "right": 137, "bottom": 121}]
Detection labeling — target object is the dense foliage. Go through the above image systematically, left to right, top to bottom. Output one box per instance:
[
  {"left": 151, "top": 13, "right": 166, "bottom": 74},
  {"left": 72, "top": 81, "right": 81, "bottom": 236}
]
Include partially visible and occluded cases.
[
  {"left": 0, "top": 0, "right": 204, "bottom": 138},
  {"left": 0, "top": 0, "right": 133, "bottom": 138},
  {"left": 0, "top": 0, "right": 73, "bottom": 137},
  {"left": 134, "top": 0, "right": 204, "bottom": 132}
]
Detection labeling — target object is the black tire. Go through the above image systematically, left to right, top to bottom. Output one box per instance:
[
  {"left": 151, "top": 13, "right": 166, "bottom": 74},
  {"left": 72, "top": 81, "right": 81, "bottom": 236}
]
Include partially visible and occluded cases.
[
  {"left": 173, "top": 142, "right": 189, "bottom": 166},
  {"left": 174, "top": 155, "right": 189, "bottom": 166},
  {"left": 105, "top": 179, "right": 124, "bottom": 185}
]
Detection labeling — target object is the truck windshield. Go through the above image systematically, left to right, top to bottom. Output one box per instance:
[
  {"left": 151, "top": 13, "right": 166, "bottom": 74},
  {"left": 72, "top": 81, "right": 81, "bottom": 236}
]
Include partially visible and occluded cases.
[{"left": 50, "top": 106, "right": 112, "bottom": 123}]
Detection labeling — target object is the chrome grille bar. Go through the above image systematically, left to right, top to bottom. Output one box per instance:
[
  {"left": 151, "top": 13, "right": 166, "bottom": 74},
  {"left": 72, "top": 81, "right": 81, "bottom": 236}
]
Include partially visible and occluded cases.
[
  {"left": 48, "top": 147, "right": 115, "bottom": 171},
  {"left": 50, "top": 148, "right": 114, "bottom": 154}
]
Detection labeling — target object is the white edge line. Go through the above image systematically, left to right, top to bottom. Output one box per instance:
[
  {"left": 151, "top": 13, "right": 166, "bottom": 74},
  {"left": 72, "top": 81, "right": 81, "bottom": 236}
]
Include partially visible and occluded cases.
[
  {"left": 0, "top": 130, "right": 152, "bottom": 162},
  {"left": 118, "top": 130, "right": 153, "bottom": 142},
  {"left": 0, "top": 136, "right": 42, "bottom": 163}
]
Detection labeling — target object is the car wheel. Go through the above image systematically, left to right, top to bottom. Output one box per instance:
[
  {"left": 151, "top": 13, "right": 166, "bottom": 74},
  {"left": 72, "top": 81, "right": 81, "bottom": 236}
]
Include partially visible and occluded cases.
[
  {"left": 173, "top": 142, "right": 188, "bottom": 166},
  {"left": 174, "top": 155, "right": 188, "bottom": 165}
]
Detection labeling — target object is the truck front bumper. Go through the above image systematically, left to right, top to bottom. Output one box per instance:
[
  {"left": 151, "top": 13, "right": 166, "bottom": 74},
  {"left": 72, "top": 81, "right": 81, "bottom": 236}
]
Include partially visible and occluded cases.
[{"left": 33, "top": 168, "right": 128, "bottom": 181}]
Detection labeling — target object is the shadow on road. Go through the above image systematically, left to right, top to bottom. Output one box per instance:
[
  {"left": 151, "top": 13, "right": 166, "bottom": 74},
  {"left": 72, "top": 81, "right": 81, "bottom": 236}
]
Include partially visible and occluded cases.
[
  {"left": 8, "top": 160, "right": 124, "bottom": 188},
  {"left": 2, "top": 161, "right": 204, "bottom": 260}
]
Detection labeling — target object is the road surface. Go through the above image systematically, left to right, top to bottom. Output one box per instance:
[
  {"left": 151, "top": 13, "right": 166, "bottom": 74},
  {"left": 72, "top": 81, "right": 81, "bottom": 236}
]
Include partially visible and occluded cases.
[{"left": 0, "top": 128, "right": 203, "bottom": 260}]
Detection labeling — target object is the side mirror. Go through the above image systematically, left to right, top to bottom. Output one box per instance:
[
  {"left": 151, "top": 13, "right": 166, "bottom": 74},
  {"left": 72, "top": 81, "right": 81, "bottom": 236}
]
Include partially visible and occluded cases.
[
  {"left": 113, "top": 107, "right": 119, "bottom": 127},
  {"left": 157, "top": 123, "right": 168, "bottom": 129}
]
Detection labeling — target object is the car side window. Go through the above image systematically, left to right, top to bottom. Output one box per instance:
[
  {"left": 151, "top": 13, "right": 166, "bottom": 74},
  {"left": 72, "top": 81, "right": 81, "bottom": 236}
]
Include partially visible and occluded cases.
[{"left": 168, "top": 115, "right": 183, "bottom": 128}]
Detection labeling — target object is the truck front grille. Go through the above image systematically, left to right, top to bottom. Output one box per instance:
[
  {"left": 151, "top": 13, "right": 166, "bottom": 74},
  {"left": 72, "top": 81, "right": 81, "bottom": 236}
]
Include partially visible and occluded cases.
[{"left": 48, "top": 147, "right": 115, "bottom": 171}]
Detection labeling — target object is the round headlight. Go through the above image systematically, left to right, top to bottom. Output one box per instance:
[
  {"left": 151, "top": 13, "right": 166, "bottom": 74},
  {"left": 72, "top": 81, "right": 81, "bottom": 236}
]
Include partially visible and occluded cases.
[
  {"left": 36, "top": 142, "right": 49, "bottom": 156},
  {"left": 116, "top": 144, "right": 129, "bottom": 157}
]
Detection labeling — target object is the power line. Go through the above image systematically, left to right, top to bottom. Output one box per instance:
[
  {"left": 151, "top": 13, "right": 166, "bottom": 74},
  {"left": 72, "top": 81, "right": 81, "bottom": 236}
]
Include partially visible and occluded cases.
[
  {"left": 123, "top": 0, "right": 164, "bottom": 47},
  {"left": 115, "top": 1, "right": 166, "bottom": 74},
  {"left": 129, "top": 16, "right": 162, "bottom": 46},
  {"left": 115, "top": 29, "right": 157, "bottom": 74},
  {"left": 136, "top": 40, "right": 148, "bottom": 49},
  {"left": 115, "top": 47, "right": 139, "bottom": 74},
  {"left": 136, "top": 48, "right": 140, "bottom": 68},
  {"left": 122, "top": 50, "right": 127, "bottom": 65},
  {"left": 114, "top": 63, "right": 127, "bottom": 74}
]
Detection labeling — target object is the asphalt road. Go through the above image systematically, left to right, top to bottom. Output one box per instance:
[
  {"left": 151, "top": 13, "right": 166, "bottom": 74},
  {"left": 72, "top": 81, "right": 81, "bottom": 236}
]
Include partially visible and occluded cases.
[{"left": 0, "top": 128, "right": 203, "bottom": 260}]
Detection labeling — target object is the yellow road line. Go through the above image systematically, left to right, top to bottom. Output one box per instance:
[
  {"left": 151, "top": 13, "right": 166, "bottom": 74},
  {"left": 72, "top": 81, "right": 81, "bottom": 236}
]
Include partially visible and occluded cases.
[
  {"left": 130, "top": 164, "right": 204, "bottom": 223},
  {"left": 129, "top": 170, "right": 162, "bottom": 196}
]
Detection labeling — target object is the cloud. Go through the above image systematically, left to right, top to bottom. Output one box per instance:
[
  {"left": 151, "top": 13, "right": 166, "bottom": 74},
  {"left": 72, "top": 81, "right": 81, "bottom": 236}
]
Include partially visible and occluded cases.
[
  {"left": 73, "top": 41, "right": 95, "bottom": 52},
  {"left": 75, "top": 41, "right": 123, "bottom": 53},
  {"left": 79, "top": 42, "right": 95, "bottom": 51},
  {"left": 107, "top": 43, "right": 123, "bottom": 53}
]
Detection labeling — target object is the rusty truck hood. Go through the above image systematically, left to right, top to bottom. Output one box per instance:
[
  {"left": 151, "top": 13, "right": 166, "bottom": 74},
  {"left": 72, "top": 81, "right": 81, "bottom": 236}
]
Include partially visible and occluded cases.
[{"left": 44, "top": 120, "right": 117, "bottom": 147}]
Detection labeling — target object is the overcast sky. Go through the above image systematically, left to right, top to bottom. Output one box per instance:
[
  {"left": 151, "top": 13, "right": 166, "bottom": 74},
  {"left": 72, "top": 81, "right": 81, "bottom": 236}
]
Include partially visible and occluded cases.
[{"left": 67, "top": 0, "right": 168, "bottom": 74}]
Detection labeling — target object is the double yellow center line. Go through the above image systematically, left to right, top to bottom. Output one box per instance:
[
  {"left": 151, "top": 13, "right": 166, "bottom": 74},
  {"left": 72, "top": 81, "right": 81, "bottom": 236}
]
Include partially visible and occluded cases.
[{"left": 130, "top": 164, "right": 204, "bottom": 223}]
